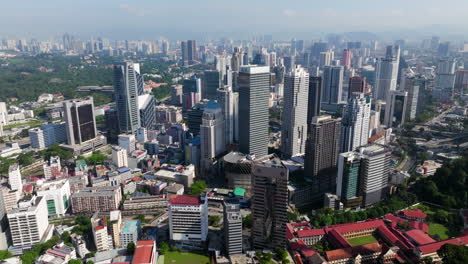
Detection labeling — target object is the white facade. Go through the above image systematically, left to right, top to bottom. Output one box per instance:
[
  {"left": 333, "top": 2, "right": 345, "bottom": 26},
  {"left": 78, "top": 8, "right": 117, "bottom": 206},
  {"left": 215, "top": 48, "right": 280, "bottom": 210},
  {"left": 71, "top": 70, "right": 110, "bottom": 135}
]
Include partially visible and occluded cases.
[
  {"left": 374, "top": 45, "right": 400, "bottom": 101},
  {"left": 281, "top": 66, "right": 309, "bottom": 157},
  {"left": 217, "top": 86, "right": 235, "bottom": 145},
  {"left": 340, "top": 94, "right": 371, "bottom": 153},
  {"left": 200, "top": 101, "right": 225, "bottom": 172},
  {"left": 0, "top": 102, "right": 8, "bottom": 125},
  {"left": 136, "top": 127, "right": 147, "bottom": 143},
  {"left": 29, "top": 128, "right": 46, "bottom": 149},
  {"left": 118, "top": 134, "right": 136, "bottom": 154},
  {"left": 112, "top": 146, "right": 128, "bottom": 168},
  {"left": 43, "top": 156, "right": 62, "bottom": 180},
  {"left": 8, "top": 163, "right": 23, "bottom": 192},
  {"left": 36, "top": 179, "right": 71, "bottom": 217},
  {"left": 168, "top": 195, "right": 208, "bottom": 242},
  {"left": 7, "top": 196, "right": 49, "bottom": 248}
]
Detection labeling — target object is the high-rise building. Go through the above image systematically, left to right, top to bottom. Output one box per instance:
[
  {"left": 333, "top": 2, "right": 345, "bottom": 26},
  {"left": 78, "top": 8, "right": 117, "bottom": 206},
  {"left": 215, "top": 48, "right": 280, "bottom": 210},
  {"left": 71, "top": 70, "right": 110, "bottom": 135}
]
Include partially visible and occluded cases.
[
  {"left": 181, "top": 40, "right": 197, "bottom": 66},
  {"left": 437, "top": 42, "right": 450, "bottom": 57},
  {"left": 374, "top": 45, "right": 400, "bottom": 101},
  {"left": 341, "top": 49, "right": 352, "bottom": 69},
  {"left": 319, "top": 51, "right": 333, "bottom": 68},
  {"left": 283, "top": 56, "right": 295, "bottom": 73},
  {"left": 433, "top": 59, "right": 456, "bottom": 101},
  {"left": 114, "top": 62, "right": 142, "bottom": 134},
  {"left": 238, "top": 65, "right": 270, "bottom": 157},
  {"left": 281, "top": 66, "right": 309, "bottom": 158},
  {"left": 322, "top": 66, "right": 344, "bottom": 105},
  {"left": 455, "top": 69, "right": 468, "bottom": 95},
  {"left": 203, "top": 70, "right": 222, "bottom": 100},
  {"left": 182, "top": 76, "right": 202, "bottom": 110},
  {"left": 348, "top": 76, "right": 368, "bottom": 97},
  {"left": 307, "top": 77, "right": 322, "bottom": 124},
  {"left": 403, "top": 77, "right": 420, "bottom": 121},
  {"left": 217, "top": 86, "right": 235, "bottom": 145},
  {"left": 384, "top": 90, "right": 408, "bottom": 128},
  {"left": 138, "top": 94, "right": 155, "bottom": 130},
  {"left": 340, "top": 94, "right": 371, "bottom": 153},
  {"left": 63, "top": 97, "right": 97, "bottom": 146},
  {"left": 187, "top": 100, "right": 210, "bottom": 136},
  {"left": 200, "top": 101, "right": 225, "bottom": 174},
  {"left": 105, "top": 109, "right": 120, "bottom": 144},
  {"left": 304, "top": 116, "right": 341, "bottom": 194},
  {"left": 29, "top": 122, "right": 67, "bottom": 149},
  {"left": 135, "top": 127, "right": 147, "bottom": 143},
  {"left": 29, "top": 128, "right": 45, "bottom": 149},
  {"left": 118, "top": 134, "right": 136, "bottom": 154},
  {"left": 112, "top": 146, "right": 128, "bottom": 168},
  {"left": 336, "top": 152, "right": 363, "bottom": 208},
  {"left": 251, "top": 155, "right": 288, "bottom": 249},
  {"left": 8, "top": 163, "right": 22, "bottom": 192},
  {"left": 36, "top": 179, "right": 71, "bottom": 217},
  {"left": 71, "top": 186, "right": 122, "bottom": 213},
  {"left": 168, "top": 195, "right": 208, "bottom": 246},
  {"left": 7, "top": 196, "right": 49, "bottom": 249},
  {"left": 223, "top": 198, "right": 242, "bottom": 256},
  {"left": 108, "top": 210, "right": 122, "bottom": 248},
  {"left": 91, "top": 213, "right": 111, "bottom": 252}
]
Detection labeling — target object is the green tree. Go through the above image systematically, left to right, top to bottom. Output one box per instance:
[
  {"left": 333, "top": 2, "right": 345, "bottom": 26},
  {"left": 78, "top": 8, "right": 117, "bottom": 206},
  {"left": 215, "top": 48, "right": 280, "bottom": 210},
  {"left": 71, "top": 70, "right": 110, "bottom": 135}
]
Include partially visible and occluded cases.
[
  {"left": 189, "top": 180, "right": 207, "bottom": 195},
  {"left": 134, "top": 214, "right": 146, "bottom": 223},
  {"left": 242, "top": 214, "right": 253, "bottom": 229},
  {"left": 208, "top": 215, "right": 221, "bottom": 227},
  {"left": 60, "top": 231, "right": 71, "bottom": 243},
  {"left": 159, "top": 241, "right": 170, "bottom": 254},
  {"left": 127, "top": 242, "right": 136, "bottom": 254},
  {"left": 437, "top": 244, "right": 468, "bottom": 264},
  {"left": 0, "top": 250, "right": 12, "bottom": 260},
  {"left": 68, "top": 260, "right": 83, "bottom": 264}
]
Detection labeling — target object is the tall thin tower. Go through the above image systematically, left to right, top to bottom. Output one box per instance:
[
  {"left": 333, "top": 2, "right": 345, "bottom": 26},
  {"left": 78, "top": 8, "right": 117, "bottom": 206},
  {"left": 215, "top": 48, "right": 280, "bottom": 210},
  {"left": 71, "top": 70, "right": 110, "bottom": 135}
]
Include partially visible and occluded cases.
[
  {"left": 374, "top": 45, "right": 400, "bottom": 101},
  {"left": 340, "top": 93, "right": 371, "bottom": 153}
]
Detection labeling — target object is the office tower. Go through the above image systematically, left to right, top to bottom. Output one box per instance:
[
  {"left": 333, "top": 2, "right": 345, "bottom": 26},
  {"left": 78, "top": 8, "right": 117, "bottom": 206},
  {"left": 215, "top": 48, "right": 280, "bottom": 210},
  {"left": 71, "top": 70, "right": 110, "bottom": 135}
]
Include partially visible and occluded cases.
[
  {"left": 430, "top": 36, "right": 440, "bottom": 50},
  {"left": 161, "top": 40, "right": 169, "bottom": 55},
  {"left": 181, "top": 40, "right": 197, "bottom": 66},
  {"left": 181, "top": 41, "right": 188, "bottom": 66},
  {"left": 312, "top": 42, "right": 328, "bottom": 60},
  {"left": 437, "top": 42, "right": 450, "bottom": 57},
  {"left": 374, "top": 45, "right": 400, "bottom": 101},
  {"left": 341, "top": 49, "right": 352, "bottom": 69},
  {"left": 319, "top": 51, "right": 333, "bottom": 68},
  {"left": 231, "top": 52, "right": 242, "bottom": 72},
  {"left": 283, "top": 56, "right": 295, "bottom": 73},
  {"left": 433, "top": 59, "right": 456, "bottom": 101},
  {"left": 114, "top": 62, "right": 142, "bottom": 134},
  {"left": 238, "top": 65, "right": 270, "bottom": 157},
  {"left": 281, "top": 66, "right": 309, "bottom": 158},
  {"left": 322, "top": 66, "right": 344, "bottom": 105},
  {"left": 455, "top": 69, "right": 468, "bottom": 94},
  {"left": 203, "top": 70, "right": 222, "bottom": 100},
  {"left": 182, "top": 76, "right": 202, "bottom": 110},
  {"left": 348, "top": 76, "right": 368, "bottom": 97},
  {"left": 307, "top": 77, "right": 322, "bottom": 124},
  {"left": 403, "top": 77, "right": 420, "bottom": 121},
  {"left": 171, "top": 84, "right": 183, "bottom": 105},
  {"left": 217, "top": 86, "right": 235, "bottom": 145},
  {"left": 384, "top": 90, "right": 408, "bottom": 128},
  {"left": 138, "top": 94, "right": 155, "bottom": 130},
  {"left": 340, "top": 94, "right": 371, "bottom": 153},
  {"left": 63, "top": 97, "right": 97, "bottom": 145},
  {"left": 187, "top": 100, "right": 209, "bottom": 136},
  {"left": 200, "top": 101, "right": 225, "bottom": 173},
  {"left": 105, "top": 109, "right": 120, "bottom": 144},
  {"left": 304, "top": 116, "right": 341, "bottom": 193},
  {"left": 135, "top": 127, "right": 147, "bottom": 143},
  {"left": 29, "top": 128, "right": 45, "bottom": 149},
  {"left": 118, "top": 134, "right": 136, "bottom": 154},
  {"left": 359, "top": 144, "right": 391, "bottom": 206},
  {"left": 112, "top": 146, "right": 128, "bottom": 168},
  {"left": 336, "top": 152, "right": 363, "bottom": 208},
  {"left": 251, "top": 154, "right": 288, "bottom": 249},
  {"left": 8, "top": 163, "right": 22, "bottom": 191},
  {"left": 36, "top": 179, "right": 71, "bottom": 217},
  {"left": 168, "top": 195, "right": 208, "bottom": 245},
  {"left": 7, "top": 196, "right": 49, "bottom": 249},
  {"left": 223, "top": 198, "right": 242, "bottom": 256},
  {"left": 91, "top": 213, "right": 111, "bottom": 251},
  {"left": 120, "top": 220, "right": 141, "bottom": 247}
]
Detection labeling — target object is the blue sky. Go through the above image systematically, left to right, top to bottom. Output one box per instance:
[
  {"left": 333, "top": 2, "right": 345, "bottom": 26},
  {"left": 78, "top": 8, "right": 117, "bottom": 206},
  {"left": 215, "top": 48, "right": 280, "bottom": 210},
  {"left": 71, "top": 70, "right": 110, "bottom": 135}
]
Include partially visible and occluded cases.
[{"left": 2, "top": 0, "right": 468, "bottom": 39}]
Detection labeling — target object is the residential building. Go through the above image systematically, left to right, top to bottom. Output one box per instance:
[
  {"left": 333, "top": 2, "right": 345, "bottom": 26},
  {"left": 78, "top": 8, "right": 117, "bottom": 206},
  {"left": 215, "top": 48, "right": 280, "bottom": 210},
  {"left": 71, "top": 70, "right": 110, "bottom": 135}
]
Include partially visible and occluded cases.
[
  {"left": 374, "top": 45, "right": 400, "bottom": 101},
  {"left": 238, "top": 65, "right": 270, "bottom": 157},
  {"left": 281, "top": 66, "right": 309, "bottom": 158},
  {"left": 322, "top": 66, "right": 344, "bottom": 105},
  {"left": 384, "top": 90, "right": 407, "bottom": 128},
  {"left": 340, "top": 94, "right": 371, "bottom": 152},
  {"left": 63, "top": 97, "right": 97, "bottom": 145},
  {"left": 359, "top": 144, "right": 391, "bottom": 207},
  {"left": 112, "top": 146, "right": 128, "bottom": 168},
  {"left": 251, "top": 154, "right": 288, "bottom": 249},
  {"left": 43, "top": 156, "right": 65, "bottom": 180},
  {"left": 8, "top": 163, "right": 22, "bottom": 192},
  {"left": 36, "top": 179, "right": 71, "bottom": 217},
  {"left": 70, "top": 186, "right": 122, "bottom": 213},
  {"left": 168, "top": 195, "right": 208, "bottom": 247},
  {"left": 223, "top": 198, "right": 242, "bottom": 256},
  {"left": 108, "top": 210, "right": 122, "bottom": 248},
  {"left": 91, "top": 213, "right": 112, "bottom": 251},
  {"left": 120, "top": 220, "right": 141, "bottom": 247},
  {"left": 71, "top": 234, "right": 90, "bottom": 258}
]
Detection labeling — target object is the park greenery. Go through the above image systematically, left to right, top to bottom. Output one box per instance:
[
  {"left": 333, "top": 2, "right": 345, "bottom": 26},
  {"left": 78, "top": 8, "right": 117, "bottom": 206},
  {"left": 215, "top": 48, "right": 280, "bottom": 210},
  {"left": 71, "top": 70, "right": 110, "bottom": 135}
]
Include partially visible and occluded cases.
[
  {"left": 208, "top": 215, "right": 221, "bottom": 227},
  {"left": 71, "top": 216, "right": 92, "bottom": 236},
  {"left": 20, "top": 236, "right": 60, "bottom": 264},
  {"left": 437, "top": 244, "right": 468, "bottom": 264},
  {"left": 0, "top": 250, "right": 12, "bottom": 260}
]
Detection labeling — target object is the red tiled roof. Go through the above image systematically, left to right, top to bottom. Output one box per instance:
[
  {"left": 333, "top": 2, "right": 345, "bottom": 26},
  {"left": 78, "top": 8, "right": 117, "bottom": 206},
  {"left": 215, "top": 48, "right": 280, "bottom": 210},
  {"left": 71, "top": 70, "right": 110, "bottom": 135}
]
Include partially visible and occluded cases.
[
  {"left": 369, "top": 133, "right": 384, "bottom": 143},
  {"left": 132, "top": 176, "right": 142, "bottom": 182},
  {"left": 168, "top": 195, "right": 201, "bottom": 206},
  {"left": 401, "top": 209, "right": 426, "bottom": 219},
  {"left": 384, "top": 214, "right": 407, "bottom": 225},
  {"left": 332, "top": 219, "right": 384, "bottom": 234},
  {"left": 409, "top": 221, "right": 429, "bottom": 233},
  {"left": 291, "top": 222, "right": 310, "bottom": 227},
  {"left": 286, "top": 224, "right": 295, "bottom": 240},
  {"left": 95, "top": 225, "right": 105, "bottom": 231},
  {"left": 378, "top": 226, "right": 400, "bottom": 244},
  {"left": 387, "top": 226, "right": 415, "bottom": 250},
  {"left": 296, "top": 228, "right": 325, "bottom": 238},
  {"left": 326, "top": 228, "right": 352, "bottom": 248},
  {"left": 405, "top": 229, "right": 435, "bottom": 245},
  {"left": 418, "top": 235, "right": 468, "bottom": 255},
  {"left": 132, "top": 240, "right": 155, "bottom": 264},
  {"left": 137, "top": 240, "right": 155, "bottom": 246},
  {"left": 288, "top": 240, "right": 307, "bottom": 251},
  {"left": 326, "top": 242, "right": 382, "bottom": 261},
  {"left": 300, "top": 247, "right": 317, "bottom": 258}
]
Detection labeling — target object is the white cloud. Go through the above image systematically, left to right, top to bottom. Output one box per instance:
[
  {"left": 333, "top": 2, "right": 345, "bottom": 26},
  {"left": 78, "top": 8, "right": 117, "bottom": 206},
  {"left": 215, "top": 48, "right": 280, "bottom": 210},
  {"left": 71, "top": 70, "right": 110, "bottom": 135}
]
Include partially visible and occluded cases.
[{"left": 119, "top": 3, "right": 149, "bottom": 17}]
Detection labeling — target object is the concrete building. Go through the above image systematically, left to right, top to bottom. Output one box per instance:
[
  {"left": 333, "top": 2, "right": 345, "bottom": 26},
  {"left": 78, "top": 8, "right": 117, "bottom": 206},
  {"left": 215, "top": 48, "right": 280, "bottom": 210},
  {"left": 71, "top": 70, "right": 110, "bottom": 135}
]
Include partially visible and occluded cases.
[
  {"left": 374, "top": 45, "right": 400, "bottom": 101},
  {"left": 433, "top": 59, "right": 456, "bottom": 101},
  {"left": 114, "top": 62, "right": 142, "bottom": 133},
  {"left": 238, "top": 65, "right": 270, "bottom": 157},
  {"left": 281, "top": 66, "right": 309, "bottom": 158},
  {"left": 322, "top": 66, "right": 344, "bottom": 105},
  {"left": 203, "top": 70, "right": 222, "bottom": 100},
  {"left": 307, "top": 76, "right": 322, "bottom": 124},
  {"left": 403, "top": 77, "right": 420, "bottom": 121},
  {"left": 217, "top": 86, "right": 236, "bottom": 145},
  {"left": 384, "top": 90, "right": 408, "bottom": 128},
  {"left": 138, "top": 94, "right": 156, "bottom": 130},
  {"left": 340, "top": 94, "right": 371, "bottom": 152},
  {"left": 63, "top": 97, "right": 97, "bottom": 145},
  {"left": 200, "top": 101, "right": 225, "bottom": 176},
  {"left": 29, "top": 128, "right": 46, "bottom": 149},
  {"left": 118, "top": 134, "right": 136, "bottom": 154},
  {"left": 112, "top": 146, "right": 128, "bottom": 168},
  {"left": 223, "top": 152, "right": 253, "bottom": 196},
  {"left": 336, "top": 152, "right": 363, "bottom": 208},
  {"left": 251, "top": 154, "right": 288, "bottom": 249},
  {"left": 43, "top": 156, "right": 64, "bottom": 180},
  {"left": 8, "top": 163, "right": 22, "bottom": 192},
  {"left": 36, "top": 179, "right": 71, "bottom": 217},
  {"left": 71, "top": 186, "right": 122, "bottom": 213},
  {"left": 168, "top": 195, "right": 208, "bottom": 247},
  {"left": 7, "top": 196, "right": 50, "bottom": 249},
  {"left": 223, "top": 198, "right": 242, "bottom": 256},
  {"left": 108, "top": 210, "right": 122, "bottom": 248},
  {"left": 91, "top": 213, "right": 112, "bottom": 252},
  {"left": 120, "top": 220, "right": 141, "bottom": 247},
  {"left": 133, "top": 240, "right": 158, "bottom": 264}
]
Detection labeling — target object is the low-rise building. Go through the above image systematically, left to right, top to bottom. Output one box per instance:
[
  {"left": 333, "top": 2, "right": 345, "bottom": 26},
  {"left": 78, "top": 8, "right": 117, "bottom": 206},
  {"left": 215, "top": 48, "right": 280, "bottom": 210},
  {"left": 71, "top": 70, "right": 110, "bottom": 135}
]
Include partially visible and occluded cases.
[
  {"left": 153, "top": 164, "right": 195, "bottom": 188},
  {"left": 71, "top": 186, "right": 122, "bottom": 213},
  {"left": 123, "top": 194, "right": 167, "bottom": 210},
  {"left": 120, "top": 220, "right": 141, "bottom": 248},
  {"left": 132, "top": 240, "right": 158, "bottom": 264}
]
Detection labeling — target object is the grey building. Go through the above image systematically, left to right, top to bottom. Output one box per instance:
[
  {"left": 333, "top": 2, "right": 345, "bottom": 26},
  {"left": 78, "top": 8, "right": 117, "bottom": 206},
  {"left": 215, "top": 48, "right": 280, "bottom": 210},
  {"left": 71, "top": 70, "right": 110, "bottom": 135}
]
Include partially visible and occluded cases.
[
  {"left": 374, "top": 45, "right": 400, "bottom": 101},
  {"left": 113, "top": 62, "right": 142, "bottom": 134},
  {"left": 238, "top": 65, "right": 270, "bottom": 157},
  {"left": 322, "top": 66, "right": 344, "bottom": 105},
  {"left": 203, "top": 70, "right": 222, "bottom": 100},
  {"left": 307, "top": 76, "right": 322, "bottom": 124},
  {"left": 403, "top": 77, "right": 420, "bottom": 121},
  {"left": 217, "top": 86, "right": 236, "bottom": 145},
  {"left": 384, "top": 90, "right": 407, "bottom": 128},
  {"left": 138, "top": 94, "right": 155, "bottom": 130},
  {"left": 63, "top": 97, "right": 97, "bottom": 145},
  {"left": 187, "top": 99, "right": 210, "bottom": 136},
  {"left": 251, "top": 154, "right": 288, "bottom": 249},
  {"left": 223, "top": 198, "right": 242, "bottom": 256}
]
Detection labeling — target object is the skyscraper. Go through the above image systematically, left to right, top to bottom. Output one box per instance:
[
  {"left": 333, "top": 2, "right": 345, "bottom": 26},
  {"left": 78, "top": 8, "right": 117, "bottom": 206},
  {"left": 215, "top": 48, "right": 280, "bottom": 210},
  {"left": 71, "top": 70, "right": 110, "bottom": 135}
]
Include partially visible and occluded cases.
[
  {"left": 181, "top": 40, "right": 197, "bottom": 66},
  {"left": 374, "top": 45, "right": 400, "bottom": 101},
  {"left": 341, "top": 49, "right": 352, "bottom": 69},
  {"left": 319, "top": 51, "right": 333, "bottom": 68},
  {"left": 283, "top": 56, "right": 295, "bottom": 73},
  {"left": 433, "top": 59, "right": 456, "bottom": 101},
  {"left": 114, "top": 62, "right": 142, "bottom": 134},
  {"left": 238, "top": 65, "right": 270, "bottom": 157},
  {"left": 281, "top": 66, "right": 309, "bottom": 158},
  {"left": 322, "top": 66, "right": 344, "bottom": 105},
  {"left": 203, "top": 70, "right": 222, "bottom": 100},
  {"left": 182, "top": 76, "right": 202, "bottom": 110},
  {"left": 348, "top": 76, "right": 368, "bottom": 98},
  {"left": 403, "top": 76, "right": 420, "bottom": 121},
  {"left": 307, "top": 77, "right": 322, "bottom": 124},
  {"left": 217, "top": 86, "right": 235, "bottom": 145},
  {"left": 384, "top": 90, "right": 408, "bottom": 128},
  {"left": 138, "top": 94, "right": 155, "bottom": 130},
  {"left": 340, "top": 94, "right": 371, "bottom": 153},
  {"left": 63, "top": 97, "right": 97, "bottom": 145},
  {"left": 200, "top": 101, "right": 225, "bottom": 174},
  {"left": 304, "top": 116, "right": 341, "bottom": 194},
  {"left": 336, "top": 152, "right": 363, "bottom": 208},
  {"left": 251, "top": 154, "right": 288, "bottom": 249},
  {"left": 223, "top": 198, "right": 242, "bottom": 256}
]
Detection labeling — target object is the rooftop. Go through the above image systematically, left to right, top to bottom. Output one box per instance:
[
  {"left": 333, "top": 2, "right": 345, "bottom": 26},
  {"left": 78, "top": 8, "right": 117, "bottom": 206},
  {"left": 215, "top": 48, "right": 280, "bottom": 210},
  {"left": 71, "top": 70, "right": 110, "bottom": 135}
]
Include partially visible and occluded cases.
[
  {"left": 168, "top": 195, "right": 201, "bottom": 206},
  {"left": 401, "top": 209, "right": 427, "bottom": 219},
  {"left": 122, "top": 220, "right": 140, "bottom": 233},
  {"left": 405, "top": 229, "right": 436, "bottom": 245},
  {"left": 417, "top": 235, "right": 468, "bottom": 255},
  {"left": 132, "top": 240, "right": 155, "bottom": 264},
  {"left": 325, "top": 242, "right": 382, "bottom": 261}
]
